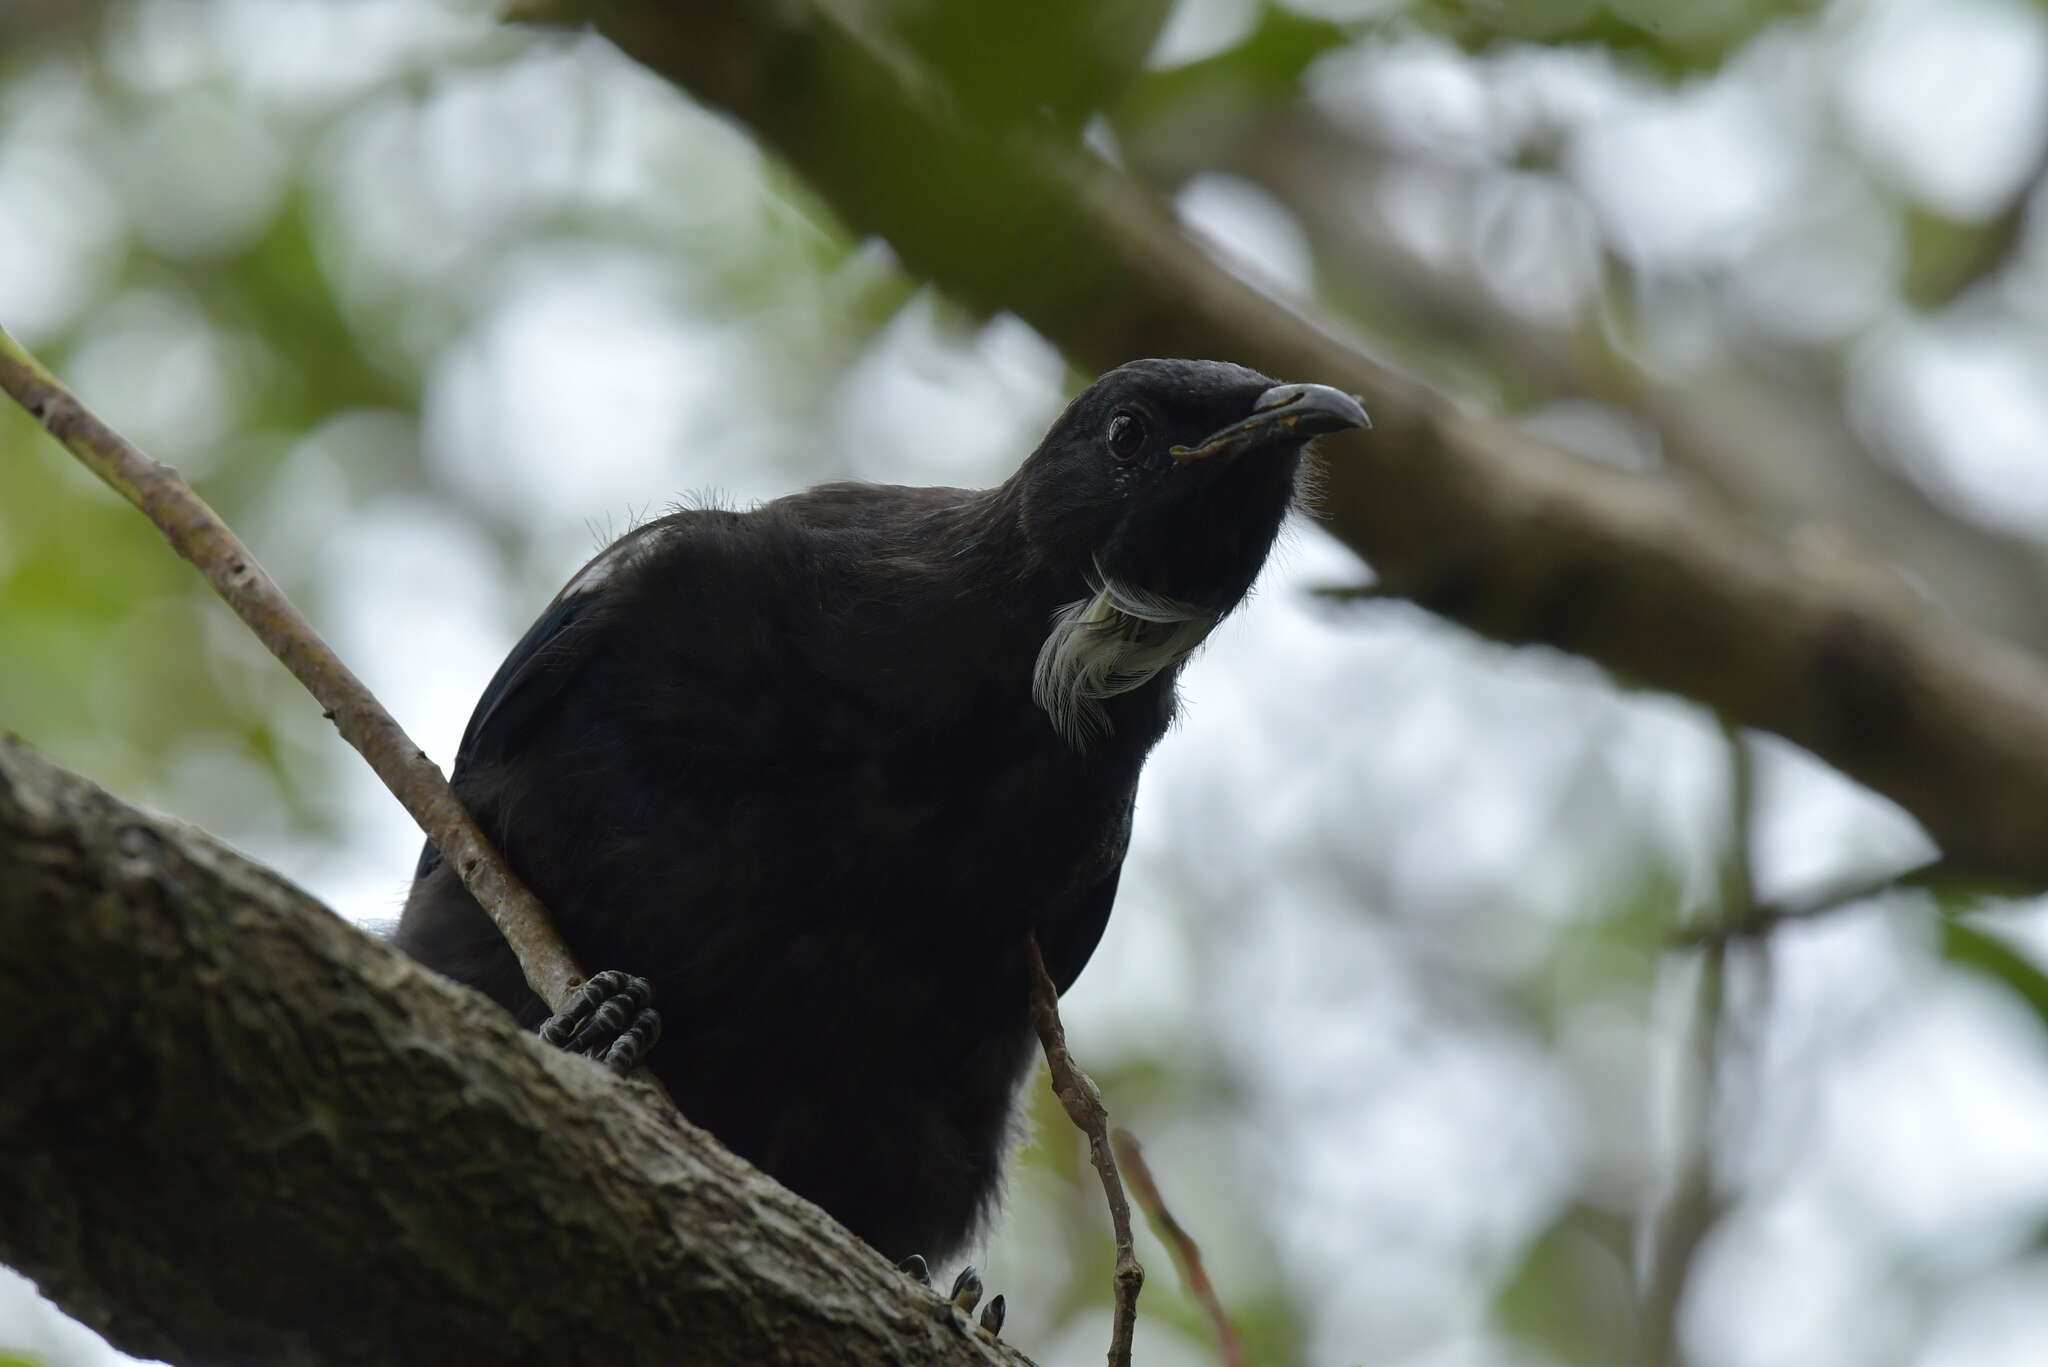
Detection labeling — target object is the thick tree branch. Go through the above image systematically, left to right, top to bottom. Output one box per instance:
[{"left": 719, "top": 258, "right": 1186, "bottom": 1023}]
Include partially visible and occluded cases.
[
  {"left": 524, "top": 0, "right": 2048, "bottom": 887},
  {"left": 0, "top": 734, "right": 1024, "bottom": 1367}
]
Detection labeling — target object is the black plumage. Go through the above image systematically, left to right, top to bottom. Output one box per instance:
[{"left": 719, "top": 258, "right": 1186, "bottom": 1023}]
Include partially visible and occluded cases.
[{"left": 394, "top": 358, "right": 1367, "bottom": 1263}]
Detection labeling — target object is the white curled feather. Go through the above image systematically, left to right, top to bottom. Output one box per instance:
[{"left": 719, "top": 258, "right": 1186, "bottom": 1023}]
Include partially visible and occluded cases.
[{"left": 1031, "top": 571, "right": 1216, "bottom": 749}]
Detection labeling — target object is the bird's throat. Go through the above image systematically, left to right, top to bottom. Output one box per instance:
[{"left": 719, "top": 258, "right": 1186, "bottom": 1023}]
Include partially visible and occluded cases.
[{"left": 1030, "top": 572, "right": 1216, "bottom": 750}]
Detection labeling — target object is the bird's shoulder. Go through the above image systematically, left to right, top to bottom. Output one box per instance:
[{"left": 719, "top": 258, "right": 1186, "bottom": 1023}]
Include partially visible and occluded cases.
[
  {"left": 770, "top": 479, "right": 977, "bottom": 522},
  {"left": 586, "top": 483, "right": 982, "bottom": 579},
  {"left": 602, "top": 484, "right": 985, "bottom": 610},
  {"left": 453, "top": 488, "right": 986, "bottom": 769}
]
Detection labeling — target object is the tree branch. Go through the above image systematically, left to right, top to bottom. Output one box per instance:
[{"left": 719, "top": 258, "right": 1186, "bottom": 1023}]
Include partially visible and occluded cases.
[
  {"left": 523, "top": 0, "right": 2048, "bottom": 887},
  {"left": 1122, "top": 102, "right": 2048, "bottom": 660},
  {"left": 0, "top": 324, "right": 584, "bottom": 1014},
  {"left": 1643, "top": 728, "right": 1752, "bottom": 1366},
  {"left": 0, "top": 734, "right": 1026, "bottom": 1367},
  {"left": 1024, "top": 936, "right": 1141, "bottom": 1367},
  {"left": 1112, "top": 1129, "right": 1246, "bottom": 1367}
]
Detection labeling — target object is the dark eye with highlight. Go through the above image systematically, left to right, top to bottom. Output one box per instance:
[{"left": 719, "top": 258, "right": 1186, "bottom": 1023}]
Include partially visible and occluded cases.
[{"left": 1105, "top": 411, "right": 1146, "bottom": 462}]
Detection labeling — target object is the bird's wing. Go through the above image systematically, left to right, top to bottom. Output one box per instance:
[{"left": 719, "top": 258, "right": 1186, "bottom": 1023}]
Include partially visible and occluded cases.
[
  {"left": 451, "top": 521, "right": 677, "bottom": 772},
  {"left": 409, "top": 527, "right": 675, "bottom": 885},
  {"left": 410, "top": 586, "right": 607, "bottom": 885},
  {"left": 451, "top": 586, "right": 606, "bottom": 773}
]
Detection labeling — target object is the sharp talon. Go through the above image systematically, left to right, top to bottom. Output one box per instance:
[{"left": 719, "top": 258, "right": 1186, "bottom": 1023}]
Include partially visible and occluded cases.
[
  {"left": 538, "top": 971, "right": 659, "bottom": 1071},
  {"left": 586, "top": 995, "right": 632, "bottom": 1037},
  {"left": 599, "top": 1006, "right": 662, "bottom": 1073},
  {"left": 897, "top": 1254, "right": 931, "bottom": 1286},
  {"left": 948, "top": 1263, "right": 983, "bottom": 1313},
  {"left": 980, "top": 1293, "right": 1006, "bottom": 1336}
]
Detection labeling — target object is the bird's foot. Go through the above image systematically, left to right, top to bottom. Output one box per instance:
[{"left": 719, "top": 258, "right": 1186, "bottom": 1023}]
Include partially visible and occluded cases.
[
  {"left": 537, "top": 970, "right": 661, "bottom": 1074},
  {"left": 898, "top": 1255, "right": 1006, "bottom": 1337}
]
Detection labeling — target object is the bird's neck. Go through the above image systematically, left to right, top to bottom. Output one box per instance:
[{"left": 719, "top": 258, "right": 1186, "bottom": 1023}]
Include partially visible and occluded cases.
[
  {"left": 911, "top": 481, "right": 1093, "bottom": 611},
  {"left": 896, "top": 485, "right": 1196, "bottom": 757}
]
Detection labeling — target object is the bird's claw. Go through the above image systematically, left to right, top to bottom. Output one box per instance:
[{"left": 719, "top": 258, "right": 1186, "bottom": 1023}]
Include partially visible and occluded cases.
[
  {"left": 538, "top": 969, "right": 661, "bottom": 1073},
  {"left": 898, "top": 1257, "right": 1005, "bottom": 1338},
  {"left": 949, "top": 1263, "right": 983, "bottom": 1312}
]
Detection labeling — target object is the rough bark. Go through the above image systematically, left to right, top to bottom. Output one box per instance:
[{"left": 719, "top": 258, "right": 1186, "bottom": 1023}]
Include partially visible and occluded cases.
[
  {"left": 524, "top": 0, "right": 2048, "bottom": 887},
  {"left": 0, "top": 734, "right": 1024, "bottom": 1367}
]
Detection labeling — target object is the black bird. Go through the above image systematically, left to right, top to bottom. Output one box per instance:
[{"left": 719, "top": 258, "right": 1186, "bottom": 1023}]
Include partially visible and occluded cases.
[{"left": 395, "top": 358, "right": 1367, "bottom": 1270}]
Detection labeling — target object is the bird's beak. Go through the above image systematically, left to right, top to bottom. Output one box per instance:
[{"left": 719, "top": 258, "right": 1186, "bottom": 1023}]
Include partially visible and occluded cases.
[{"left": 1169, "top": 383, "right": 1371, "bottom": 464}]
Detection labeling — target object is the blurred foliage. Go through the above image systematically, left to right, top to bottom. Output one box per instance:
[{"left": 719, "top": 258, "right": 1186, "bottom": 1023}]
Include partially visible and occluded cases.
[
  {"left": 5, "top": 0, "right": 2048, "bottom": 1365},
  {"left": 894, "top": 0, "right": 1176, "bottom": 130},
  {"left": 1413, "top": 0, "right": 1827, "bottom": 77},
  {"left": 0, "top": 3, "right": 891, "bottom": 843},
  {"left": 1120, "top": 6, "right": 1354, "bottom": 124},
  {"left": 1900, "top": 197, "right": 2036, "bottom": 310},
  {"left": 1944, "top": 921, "right": 2048, "bottom": 1037},
  {"left": 1494, "top": 1202, "right": 1638, "bottom": 1367}
]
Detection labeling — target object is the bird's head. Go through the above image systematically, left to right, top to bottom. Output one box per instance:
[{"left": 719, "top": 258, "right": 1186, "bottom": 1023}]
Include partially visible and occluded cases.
[
  {"left": 1011, "top": 358, "right": 1369, "bottom": 747},
  {"left": 1014, "top": 358, "right": 1368, "bottom": 612}
]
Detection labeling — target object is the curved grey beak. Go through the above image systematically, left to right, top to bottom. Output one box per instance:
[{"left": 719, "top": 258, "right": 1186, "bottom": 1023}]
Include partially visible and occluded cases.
[{"left": 1170, "top": 382, "right": 1371, "bottom": 463}]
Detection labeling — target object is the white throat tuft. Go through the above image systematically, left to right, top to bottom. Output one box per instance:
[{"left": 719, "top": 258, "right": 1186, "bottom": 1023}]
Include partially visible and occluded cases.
[{"left": 1031, "top": 570, "right": 1216, "bottom": 750}]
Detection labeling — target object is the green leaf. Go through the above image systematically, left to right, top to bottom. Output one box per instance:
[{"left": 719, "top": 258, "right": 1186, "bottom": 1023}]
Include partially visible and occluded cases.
[
  {"left": 1119, "top": 3, "right": 1354, "bottom": 130},
  {"left": 1898, "top": 198, "right": 2028, "bottom": 310},
  {"left": 1942, "top": 921, "right": 2048, "bottom": 1033},
  {"left": 1494, "top": 1204, "right": 1638, "bottom": 1366}
]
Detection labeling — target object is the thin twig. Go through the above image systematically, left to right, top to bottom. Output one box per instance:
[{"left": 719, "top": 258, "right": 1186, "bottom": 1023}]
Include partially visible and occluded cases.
[
  {"left": 0, "top": 324, "right": 586, "bottom": 1013},
  {"left": 1307, "top": 582, "right": 1393, "bottom": 603},
  {"left": 1644, "top": 724, "right": 1751, "bottom": 1367},
  {"left": 1673, "top": 855, "right": 1968, "bottom": 949},
  {"left": 1024, "top": 935, "right": 1142, "bottom": 1367},
  {"left": 1641, "top": 944, "right": 1727, "bottom": 1367},
  {"left": 1111, "top": 1128, "right": 1245, "bottom": 1367}
]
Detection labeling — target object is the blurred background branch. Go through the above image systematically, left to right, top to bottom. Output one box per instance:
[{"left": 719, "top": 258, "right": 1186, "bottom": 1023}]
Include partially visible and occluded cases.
[
  {"left": 1123, "top": 91, "right": 2048, "bottom": 657},
  {"left": 1642, "top": 728, "right": 1754, "bottom": 1367},
  {"left": 1114, "top": 1127, "right": 1249, "bottom": 1367}
]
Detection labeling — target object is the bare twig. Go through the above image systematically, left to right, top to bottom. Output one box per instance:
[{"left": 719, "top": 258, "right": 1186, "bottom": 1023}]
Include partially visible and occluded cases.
[
  {"left": 0, "top": 324, "right": 585, "bottom": 1012},
  {"left": 1308, "top": 582, "right": 1396, "bottom": 603},
  {"left": 1645, "top": 725, "right": 1751, "bottom": 1366},
  {"left": 1667, "top": 854, "right": 2035, "bottom": 949},
  {"left": 1025, "top": 934, "right": 1142, "bottom": 1367},
  {"left": 1641, "top": 943, "right": 1727, "bottom": 1367},
  {"left": 1112, "top": 1128, "right": 1246, "bottom": 1367}
]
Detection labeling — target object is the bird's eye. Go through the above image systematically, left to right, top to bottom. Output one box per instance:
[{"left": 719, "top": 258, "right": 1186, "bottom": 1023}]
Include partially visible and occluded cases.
[{"left": 1105, "top": 411, "right": 1146, "bottom": 462}]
